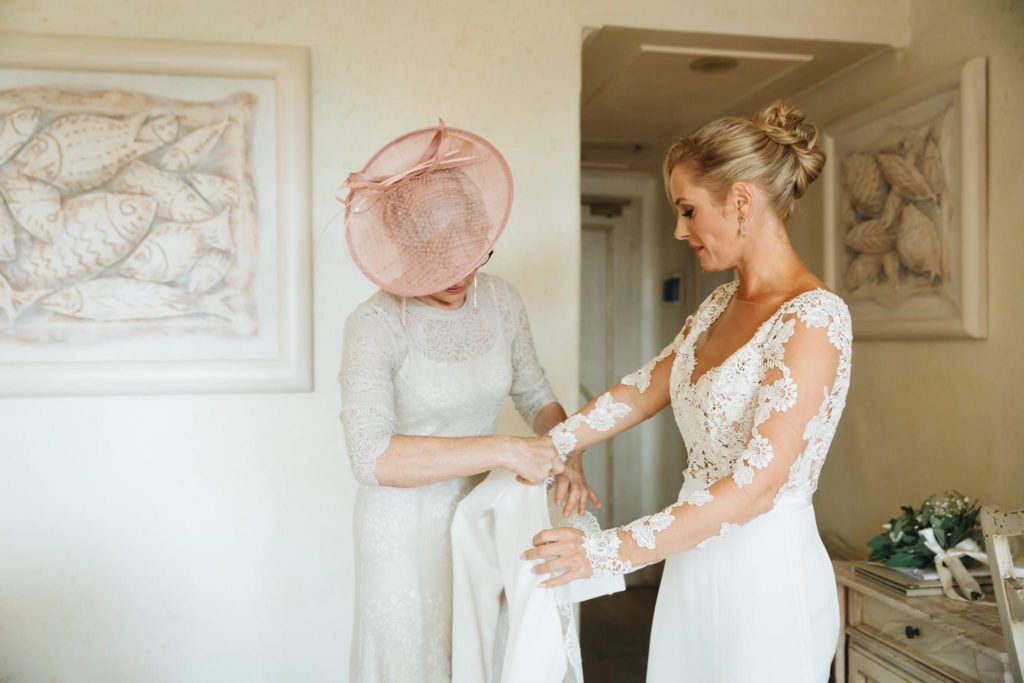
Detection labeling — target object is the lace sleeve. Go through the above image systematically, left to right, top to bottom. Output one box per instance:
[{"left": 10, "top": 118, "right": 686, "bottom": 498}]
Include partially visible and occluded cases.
[
  {"left": 500, "top": 281, "right": 558, "bottom": 427},
  {"left": 584, "top": 295, "right": 852, "bottom": 576},
  {"left": 339, "top": 304, "right": 401, "bottom": 486},
  {"left": 620, "top": 317, "right": 692, "bottom": 393},
  {"left": 545, "top": 324, "right": 685, "bottom": 462}
]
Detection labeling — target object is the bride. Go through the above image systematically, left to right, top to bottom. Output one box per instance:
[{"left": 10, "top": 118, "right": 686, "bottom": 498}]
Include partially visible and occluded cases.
[{"left": 523, "top": 100, "right": 852, "bottom": 682}]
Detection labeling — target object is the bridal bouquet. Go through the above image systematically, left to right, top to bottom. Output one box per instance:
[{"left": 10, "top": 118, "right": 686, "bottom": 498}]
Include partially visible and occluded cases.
[{"left": 868, "top": 491, "right": 988, "bottom": 601}]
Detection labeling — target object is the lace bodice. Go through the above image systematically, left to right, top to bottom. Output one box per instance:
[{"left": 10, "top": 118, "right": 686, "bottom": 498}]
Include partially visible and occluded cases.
[
  {"left": 339, "top": 273, "right": 557, "bottom": 486},
  {"left": 550, "top": 280, "right": 852, "bottom": 577},
  {"left": 666, "top": 280, "right": 852, "bottom": 500}
]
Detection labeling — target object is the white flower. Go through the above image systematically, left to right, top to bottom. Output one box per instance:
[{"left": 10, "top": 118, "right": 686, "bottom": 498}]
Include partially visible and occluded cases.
[
  {"left": 799, "top": 305, "right": 830, "bottom": 329},
  {"left": 763, "top": 323, "right": 793, "bottom": 369},
  {"left": 827, "top": 323, "right": 847, "bottom": 350},
  {"left": 765, "top": 377, "right": 798, "bottom": 412},
  {"left": 586, "top": 393, "right": 632, "bottom": 432},
  {"left": 587, "top": 408, "right": 616, "bottom": 432},
  {"left": 550, "top": 426, "right": 577, "bottom": 458},
  {"left": 743, "top": 434, "right": 774, "bottom": 469},
  {"left": 733, "top": 465, "right": 755, "bottom": 487},
  {"left": 683, "top": 489, "right": 714, "bottom": 507},
  {"left": 624, "top": 510, "right": 675, "bottom": 550},
  {"left": 648, "top": 510, "right": 675, "bottom": 532},
  {"left": 625, "top": 519, "right": 657, "bottom": 549}
]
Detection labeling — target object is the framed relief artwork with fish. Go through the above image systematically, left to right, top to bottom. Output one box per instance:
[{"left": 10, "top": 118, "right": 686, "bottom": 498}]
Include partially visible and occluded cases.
[
  {"left": 0, "top": 33, "right": 311, "bottom": 394},
  {"left": 822, "top": 57, "right": 987, "bottom": 340}
]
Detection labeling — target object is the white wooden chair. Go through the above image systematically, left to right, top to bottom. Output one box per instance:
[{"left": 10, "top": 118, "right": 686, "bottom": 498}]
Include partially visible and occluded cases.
[{"left": 981, "top": 505, "right": 1024, "bottom": 683}]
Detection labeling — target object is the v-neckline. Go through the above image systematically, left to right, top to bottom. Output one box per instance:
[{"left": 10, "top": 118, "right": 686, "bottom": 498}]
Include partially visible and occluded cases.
[{"left": 685, "top": 283, "right": 827, "bottom": 387}]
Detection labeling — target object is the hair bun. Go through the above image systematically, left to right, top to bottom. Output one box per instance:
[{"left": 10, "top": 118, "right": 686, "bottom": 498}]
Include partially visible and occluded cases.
[{"left": 752, "top": 100, "right": 825, "bottom": 198}]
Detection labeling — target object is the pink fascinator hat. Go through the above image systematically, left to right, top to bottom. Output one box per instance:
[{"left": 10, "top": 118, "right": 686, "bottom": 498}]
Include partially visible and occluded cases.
[{"left": 339, "top": 120, "right": 513, "bottom": 297}]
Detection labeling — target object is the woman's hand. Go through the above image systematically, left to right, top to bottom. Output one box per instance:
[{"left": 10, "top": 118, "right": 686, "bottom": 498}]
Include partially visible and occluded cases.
[
  {"left": 505, "top": 436, "right": 564, "bottom": 484},
  {"left": 553, "top": 452, "right": 602, "bottom": 517},
  {"left": 522, "top": 527, "right": 592, "bottom": 588}
]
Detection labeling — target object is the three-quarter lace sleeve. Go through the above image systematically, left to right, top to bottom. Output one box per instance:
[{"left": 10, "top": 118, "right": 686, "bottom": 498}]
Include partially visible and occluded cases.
[
  {"left": 496, "top": 280, "right": 557, "bottom": 427},
  {"left": 339, "top": 305, "right": 401, "bottom": 486}
]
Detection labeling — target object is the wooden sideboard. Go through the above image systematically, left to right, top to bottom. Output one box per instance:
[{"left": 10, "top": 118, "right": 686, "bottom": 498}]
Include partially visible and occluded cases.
[{"left": 832, "top": 561, "right": 1012, "bottom": 682}]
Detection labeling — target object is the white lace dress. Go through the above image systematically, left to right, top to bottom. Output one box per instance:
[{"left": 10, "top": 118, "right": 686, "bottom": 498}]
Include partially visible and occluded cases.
[
  {"left": 338, "top": 273, "right": 557, "bottom": 683},
  {"left": 559, "top": 281, "right": 852, "bottom": 682}
]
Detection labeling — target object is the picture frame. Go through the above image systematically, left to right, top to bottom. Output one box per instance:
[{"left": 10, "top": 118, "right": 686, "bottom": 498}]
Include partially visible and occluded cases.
[
  {"left": 0, "top": 32, "right": 311, "bottom": 394},
  {"left": 822, "top": 57, "right": 987, "bottom": 340}
]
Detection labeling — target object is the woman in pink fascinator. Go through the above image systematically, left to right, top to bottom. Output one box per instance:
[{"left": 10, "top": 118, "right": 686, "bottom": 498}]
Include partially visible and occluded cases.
[{"left": 337, "top": 120, "right": 599, "bottom": 681}]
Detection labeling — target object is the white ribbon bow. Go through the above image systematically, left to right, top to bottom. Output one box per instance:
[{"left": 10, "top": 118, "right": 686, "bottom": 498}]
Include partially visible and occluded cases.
[{"left": 920, "top": 527, "right": 989, "bottom": 602}]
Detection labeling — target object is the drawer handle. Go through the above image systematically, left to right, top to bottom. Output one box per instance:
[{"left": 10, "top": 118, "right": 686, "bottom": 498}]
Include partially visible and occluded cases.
[{"left": 904, "top": 625, "right": 921, "bottom": 639}]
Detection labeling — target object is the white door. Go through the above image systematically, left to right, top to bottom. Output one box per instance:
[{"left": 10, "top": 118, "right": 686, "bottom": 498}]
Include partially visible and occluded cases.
[
  {"left": 579, "top": 199, "right": 642, "bottom": 529},
  {"left": 580, "top": 223, "right": 614, "bottom": 528}
]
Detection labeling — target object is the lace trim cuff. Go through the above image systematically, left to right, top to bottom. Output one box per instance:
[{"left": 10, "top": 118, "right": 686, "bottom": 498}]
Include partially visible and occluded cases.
[{"left": 582, "top": 528, "right": 633, "bottom": 578}]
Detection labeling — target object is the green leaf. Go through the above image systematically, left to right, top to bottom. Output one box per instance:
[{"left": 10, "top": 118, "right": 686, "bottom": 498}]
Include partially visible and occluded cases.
[
  {"left": 867, "top": 534, "right": 891, "bottom": 550},
  {"left": 887, "top": 552, "right": 929, "bottom": 568}
]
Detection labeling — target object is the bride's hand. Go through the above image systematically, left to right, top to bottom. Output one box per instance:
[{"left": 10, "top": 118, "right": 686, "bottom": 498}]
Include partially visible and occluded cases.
[
  {"left": 506, "top": 436, "right": 564, "bottom": 484},
  {"left": 553, "top": 452, "right": 602, "bottom": 517},
  {"left": 522, "top": 527, "right": 592, "bottom": 588}
]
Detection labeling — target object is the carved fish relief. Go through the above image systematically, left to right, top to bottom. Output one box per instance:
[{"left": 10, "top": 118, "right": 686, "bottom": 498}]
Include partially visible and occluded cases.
[
  {"left": 0, "top": 108, "right": 41, "bottom": 165},
  {"left": 14, "top": 113, "right": 161, "bottom": 192},
  {"left": 137, "top": 115, "right": 179, "bottom": 144},
  {"left": 160, "top": 119, "right": 233, "bottom": 172},
  {"left": 921, "top": 138, "right": 947, "bottom": 195},
  {"left": 841, "top": 153, "right": 887, "bottom": 217},
  {"left": 877, "top": 154, "right": 932, "bottom": 202},
  {"left": 109, "top": 161, "right": 215, "bottom": 222},
  {"left": 188, "top": 172, "right": 239, "bottom": 209},
  {"left": 0, "top": 173, "right": 63, "bottom": 242},
  {"left": 0, "top": 192, "right": 157, "bottom": 289},
  {"left": 0, "top": 196, "right": 17, "bottom": 262},
  {"left": 896, "top": 203, "right": 943, "bottom": 280},
  {"left": 119, "top": 208, "right": 232, "bottom": 283},
  {"left": 845, "top": 218, "right": 895, "bottom": 255},
  {"left": 187, "top": 249, "right": 233, "bottom": 294},
  {"left": 881, "top": 251, "right": 901, "bottom": 289},
  {"left": 846, "top": 253, "right": 881, "bottom": 291},
  {"left": 0, "top": 272, "right": 17, "bottom": 322},
  {"left": 39, "top": 277, "right": 232, "bottom": 321}
]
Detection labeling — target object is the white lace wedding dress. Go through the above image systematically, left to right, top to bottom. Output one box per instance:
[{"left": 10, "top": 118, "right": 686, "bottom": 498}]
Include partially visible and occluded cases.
[
  {"left": 338, "top": 273, "right": 557, "bottom": 683},
  {"left": 554, "top": 281, "right": 852, "bottom": 682}
]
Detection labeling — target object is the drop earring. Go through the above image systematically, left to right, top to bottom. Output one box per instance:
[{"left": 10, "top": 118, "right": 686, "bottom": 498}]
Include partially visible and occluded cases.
[
  {"left": 738, "top": 214, "right": 747, "bottom": 239},
  {"left": 473, "top": 275, "right": 478, "bottom": 308},
  {"left": 401, "top": 296, "right": 407, "bottom": 327}
]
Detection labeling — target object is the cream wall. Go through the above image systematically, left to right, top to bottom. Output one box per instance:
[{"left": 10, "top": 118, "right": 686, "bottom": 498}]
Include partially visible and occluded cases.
[
  {"left": 788, "top": 0, "right": 1024, "bottom": 557},
  {"left": 0, "top": 1, "right": 909, "bottom": 680}
]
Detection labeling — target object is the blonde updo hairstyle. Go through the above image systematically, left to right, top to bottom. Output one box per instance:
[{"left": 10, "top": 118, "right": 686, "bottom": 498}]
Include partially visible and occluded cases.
[{"left": 663, "top": 100, "right": 825, "bottom": 222}]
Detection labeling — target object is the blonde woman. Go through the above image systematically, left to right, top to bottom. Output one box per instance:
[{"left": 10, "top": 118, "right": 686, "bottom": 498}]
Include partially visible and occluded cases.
[{"left": 525, "top": 101, "right": 852, "bottom": 682}]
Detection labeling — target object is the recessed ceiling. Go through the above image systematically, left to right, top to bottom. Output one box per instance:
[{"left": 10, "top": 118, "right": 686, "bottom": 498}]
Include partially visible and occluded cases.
[{"left": 582, "top": 26, "right": 888, "bottom": 173}]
